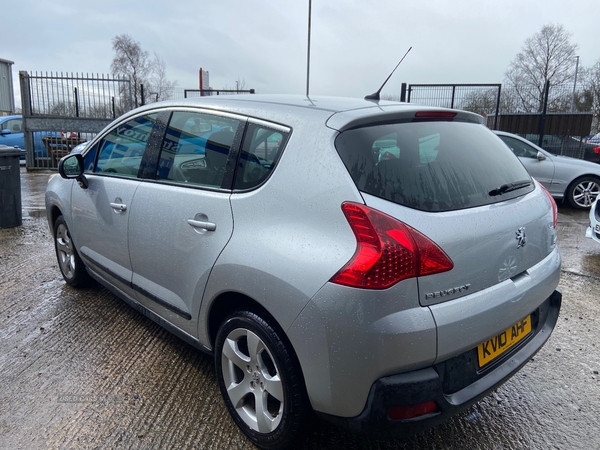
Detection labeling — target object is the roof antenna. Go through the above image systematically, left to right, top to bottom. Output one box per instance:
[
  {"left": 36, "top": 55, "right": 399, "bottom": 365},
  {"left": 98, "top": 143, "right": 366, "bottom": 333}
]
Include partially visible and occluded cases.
[{"left": 364, "top": 47, "right": 412, "bottom": 101}]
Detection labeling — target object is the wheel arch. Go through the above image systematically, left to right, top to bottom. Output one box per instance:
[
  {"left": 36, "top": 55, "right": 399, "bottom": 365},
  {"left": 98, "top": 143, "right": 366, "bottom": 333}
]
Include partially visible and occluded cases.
[
  {"left": 48, "top": 205, "right": 64, "bottom": 237},
  {"left": 207, "top": 291, "right": 292, "bottom": 354}
]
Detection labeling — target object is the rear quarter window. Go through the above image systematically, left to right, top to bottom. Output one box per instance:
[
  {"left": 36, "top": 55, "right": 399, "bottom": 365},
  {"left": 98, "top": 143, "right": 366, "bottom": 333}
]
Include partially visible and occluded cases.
[{"left": 335, "top": 121, "right": 533, "bottom": 212}]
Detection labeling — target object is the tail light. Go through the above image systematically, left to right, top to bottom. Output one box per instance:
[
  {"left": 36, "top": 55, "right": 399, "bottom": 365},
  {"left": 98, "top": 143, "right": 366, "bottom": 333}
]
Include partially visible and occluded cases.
[
  {"left": 593, "top": 146, "right": 600, "bottom": 154},
  {"left": 539, "top": 184, "right": 557, "bottom": 228},
  {"left": 330, "top": 203, "right": 453, "bottom": 289}
]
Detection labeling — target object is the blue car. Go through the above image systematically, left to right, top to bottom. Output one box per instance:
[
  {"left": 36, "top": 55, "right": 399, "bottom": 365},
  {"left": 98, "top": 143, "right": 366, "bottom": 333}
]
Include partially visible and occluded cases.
[{"left": 0, "top": 115, "right": 61, "bottom": 160}]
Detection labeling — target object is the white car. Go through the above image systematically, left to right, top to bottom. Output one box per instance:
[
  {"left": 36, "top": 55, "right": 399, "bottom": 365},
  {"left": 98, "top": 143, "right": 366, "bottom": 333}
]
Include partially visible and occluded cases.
[
  {"left": 587, "top": 132, "right": 600, "bottom": 145},
  {"left": 585, "top": 197, "right": 600, "bottom": 243}
]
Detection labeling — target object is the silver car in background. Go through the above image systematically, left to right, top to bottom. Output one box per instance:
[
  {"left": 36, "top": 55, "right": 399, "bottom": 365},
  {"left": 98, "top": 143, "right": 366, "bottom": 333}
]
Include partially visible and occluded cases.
[
  {"left": 46, "top": 96, "right": 561, "bottom": 449},
  {"left": 494, "top": 130, "right": 600, "bottom": 209}
]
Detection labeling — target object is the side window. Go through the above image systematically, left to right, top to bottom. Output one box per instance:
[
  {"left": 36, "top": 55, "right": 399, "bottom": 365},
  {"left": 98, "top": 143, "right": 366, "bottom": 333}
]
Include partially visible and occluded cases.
[
  {"left": 156, "top": 111, "right": 241, "bottom": 188},
  {"left": 94, "top": 113, "right": 158, "bottom": 177},
  {"left": 3, "top": 119, "right": 23, "bottom": 133},
  {"left": 234, "top": 124, "right": 287, "bottom": 190},
  {"left": 500, "top": 136, "right": 538, "bottom": 159},
  {"left": 83, "top": 143, "right": 99, "bottom": 172}
]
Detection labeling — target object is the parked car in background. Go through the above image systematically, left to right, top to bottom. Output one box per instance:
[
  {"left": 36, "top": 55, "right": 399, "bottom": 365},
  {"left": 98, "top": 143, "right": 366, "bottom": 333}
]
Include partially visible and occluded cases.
[
  {"left": 46, "top": 96, "right": 561, "bottom": 449},
  {"left": 0, "top": 115, "right": 63, "bottom": 160},
  {"left": 495, "top": 131, "right": 600, "bottom": 209},
  {"left": 587, "top": 132, "right": 600, "bottom": 145},
  {"left": 519, "top": 133, "right": 600, "bottom": 164},
  {"left": 585, "top": 197, "right": 600, "bottom": 243}
]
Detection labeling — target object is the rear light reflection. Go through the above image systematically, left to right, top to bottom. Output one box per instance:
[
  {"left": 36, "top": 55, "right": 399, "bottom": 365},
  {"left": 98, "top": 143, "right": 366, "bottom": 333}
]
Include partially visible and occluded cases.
[
  {"left": 330, "top": 203, "right": 453, "bottom": 289},
  {"left": 388, "top": 401, "right": 438, "bottom": 420}
]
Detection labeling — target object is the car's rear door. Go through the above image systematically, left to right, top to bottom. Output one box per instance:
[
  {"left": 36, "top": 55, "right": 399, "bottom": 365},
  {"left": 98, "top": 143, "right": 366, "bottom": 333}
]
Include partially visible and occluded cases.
[{"left": 127, "top": 110, "right": 244, "bottom": 336}]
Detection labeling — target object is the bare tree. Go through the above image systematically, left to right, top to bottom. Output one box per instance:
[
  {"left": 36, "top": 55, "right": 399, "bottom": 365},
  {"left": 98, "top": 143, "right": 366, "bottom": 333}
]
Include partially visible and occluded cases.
[
  {"left": 505, "top": 24, "right": 578, "bottom": 112},
  {"left": 111, "top": 34, "right": 151, "bottom": 108},
  {"left": 148, "top": 53, "right": 178, "bottom": 102},
  {"left": 580, "top": 60, "right": 600, "bottom": 131},
  {"left": 459, "top": 89, "right": 500, "bottom": 116}
]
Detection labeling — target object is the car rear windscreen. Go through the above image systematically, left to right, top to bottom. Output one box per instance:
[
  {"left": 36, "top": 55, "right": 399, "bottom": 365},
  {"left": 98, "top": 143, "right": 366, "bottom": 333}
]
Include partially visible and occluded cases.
[{"left": 335, "top": 121, "right": 534, "bottom": 212}]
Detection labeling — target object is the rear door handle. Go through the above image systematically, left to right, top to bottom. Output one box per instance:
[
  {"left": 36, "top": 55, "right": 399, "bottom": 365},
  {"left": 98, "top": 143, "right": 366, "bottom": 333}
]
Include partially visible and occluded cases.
[
  {"left": 109, "top": 202, "right": 127, "bottom": 212},
  {"left": 187, "top": 219, "right": 216, "bottom": 231}
]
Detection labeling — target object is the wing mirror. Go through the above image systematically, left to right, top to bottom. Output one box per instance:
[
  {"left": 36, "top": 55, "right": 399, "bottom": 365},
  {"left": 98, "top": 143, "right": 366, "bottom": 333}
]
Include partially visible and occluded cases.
[
  {"left": 536, "top": 151, "right": 546, "bottom": 161},
  {"left": 58, "top": 153, "right": 88, "bottom": 188}
]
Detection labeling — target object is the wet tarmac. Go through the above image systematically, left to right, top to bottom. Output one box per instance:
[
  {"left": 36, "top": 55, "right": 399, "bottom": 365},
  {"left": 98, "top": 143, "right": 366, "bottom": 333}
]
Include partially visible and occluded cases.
[{"left": 1, "top": 169, "right": 599, "bottom": 449}]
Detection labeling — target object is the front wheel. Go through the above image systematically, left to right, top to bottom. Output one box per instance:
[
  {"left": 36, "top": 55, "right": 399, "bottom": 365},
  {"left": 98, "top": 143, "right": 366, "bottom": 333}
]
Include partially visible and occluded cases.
[
  {"left": 567, "top": 176, "right": 600, "bottom": 209},
  {"left": 53, "top": 215, "right": 91, "bottom": 287},
  {"left": 215, "top": 310, "right": 308, "bottom": 450}
]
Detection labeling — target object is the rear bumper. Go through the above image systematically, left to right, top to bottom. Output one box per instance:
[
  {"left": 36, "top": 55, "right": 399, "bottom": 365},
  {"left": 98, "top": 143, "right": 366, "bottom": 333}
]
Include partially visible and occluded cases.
[{"left": 317, "top": 289, "right": 561, "bottom": 437}]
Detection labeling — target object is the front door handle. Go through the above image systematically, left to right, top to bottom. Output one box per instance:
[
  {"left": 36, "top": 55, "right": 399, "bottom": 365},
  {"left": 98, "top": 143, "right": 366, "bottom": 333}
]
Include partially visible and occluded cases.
[
  {"left": 109, "top": 202, "right": 127, "bottom": 212},
  {"left": 187, "top": 219, "right": 216, "bottom": 231}
]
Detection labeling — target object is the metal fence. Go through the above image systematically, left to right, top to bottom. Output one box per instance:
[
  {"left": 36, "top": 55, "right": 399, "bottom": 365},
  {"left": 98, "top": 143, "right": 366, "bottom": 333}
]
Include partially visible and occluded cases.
[
  {"left": 20, "top": 71, "right": 133, "bottom": 169},
  {"left": 26, "top": 72, "right": 133, "bottom": 118},
  {"left": 405, "top": 82, "right": 596, "bottom": 160},
  {"left": 500, "top": 83, "right": 586, "bottom": 114},
  {"left": 406, "top": 84, "right": 501, "bottom": 129},
  {"left": 138, "top": 87, "right": 256, "bottom": 105},
  {"left": 183, "top": 88, "right": 255, "bottom": 98}
]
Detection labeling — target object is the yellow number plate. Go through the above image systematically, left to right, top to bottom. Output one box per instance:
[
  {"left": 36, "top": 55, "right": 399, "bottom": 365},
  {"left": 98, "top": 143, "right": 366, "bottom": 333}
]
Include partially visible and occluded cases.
[{"left": 477, "top": 315, "right": 532, "bottom": 368}]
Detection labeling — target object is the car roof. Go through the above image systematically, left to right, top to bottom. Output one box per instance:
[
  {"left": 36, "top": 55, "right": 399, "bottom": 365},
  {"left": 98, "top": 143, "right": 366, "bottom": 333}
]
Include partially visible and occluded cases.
[
  {"left": 128, "top": 95, "right": 484, "bottom": 132},
  {"left": 0, "top": 115, "right": 21, "bottom": 122}
]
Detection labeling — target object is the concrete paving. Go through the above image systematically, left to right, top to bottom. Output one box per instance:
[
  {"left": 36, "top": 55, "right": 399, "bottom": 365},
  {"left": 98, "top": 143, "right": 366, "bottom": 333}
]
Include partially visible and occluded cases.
[{"left": 1, "top": 169, "right": 599, "bottom": 449}]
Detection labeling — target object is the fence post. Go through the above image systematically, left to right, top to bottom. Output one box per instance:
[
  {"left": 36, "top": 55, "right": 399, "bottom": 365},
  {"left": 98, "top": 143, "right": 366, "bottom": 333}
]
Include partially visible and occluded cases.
[
  {"left": 18, "top": 71, "right": 35, "bottom": 169},
  {"left": 537, "top": 81, "right": 550, "bottom": 148},
  {"left": 400, "top": 83, "right": 407, "bottom": 102},
  {"left": 140, "top": 84, "right": 145, "bottom": 106},
  {"left": 493, "top": 85, "right": 501, "bottom": 130},
  {"left": 74, "top": 87, "right": 79, "bottom": 117}
]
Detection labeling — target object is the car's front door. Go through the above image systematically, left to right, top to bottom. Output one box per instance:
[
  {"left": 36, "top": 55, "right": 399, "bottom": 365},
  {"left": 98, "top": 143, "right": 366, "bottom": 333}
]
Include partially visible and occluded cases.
[
  {"left": 128, "top": 110, "right": 243, "bottom": 336},
  {"left": 70, "top": 113, "right": 159, "bottom": 297},
  {"left": 0, "top": 118, "right": 24, "bottom": 149},
  {"left": 498, "top": 135, "right": 556, "bottom": 192}
]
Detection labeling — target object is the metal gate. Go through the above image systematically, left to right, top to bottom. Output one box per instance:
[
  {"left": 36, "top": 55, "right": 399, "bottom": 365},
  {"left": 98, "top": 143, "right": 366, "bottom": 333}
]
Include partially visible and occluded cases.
[
  {"left": 19, "top": 71, "right": 133, "bottom": 169},
  {"left": 406, "top": 83, "right": 502, "bottom": 129},
  {"left": 183, "top": 88, "right": 255, "bottom": 97}
]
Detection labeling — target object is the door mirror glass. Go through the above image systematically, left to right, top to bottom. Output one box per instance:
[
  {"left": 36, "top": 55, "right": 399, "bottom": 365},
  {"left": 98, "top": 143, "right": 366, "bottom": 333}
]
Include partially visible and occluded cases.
[{"left": 58, "top": 153, "right": 84, "bottom": 178}]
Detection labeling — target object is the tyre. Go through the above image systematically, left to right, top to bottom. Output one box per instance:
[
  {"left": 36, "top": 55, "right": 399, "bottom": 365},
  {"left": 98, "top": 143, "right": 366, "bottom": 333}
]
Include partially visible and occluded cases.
[
  {"left": 567, "top": 176, "right": 600, "bottom": 209},
  {"left": 53, "top": 215, "right": 91, "bottom": 287},
  {"left": 215, "top": 310, "right": 308, "bottom": 450}
]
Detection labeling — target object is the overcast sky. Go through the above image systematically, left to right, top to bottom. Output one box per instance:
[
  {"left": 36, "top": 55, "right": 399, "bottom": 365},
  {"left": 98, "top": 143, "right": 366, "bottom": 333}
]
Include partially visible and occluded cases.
[{"left": 5, "top": 0, "right": 600, "bottom": 106}]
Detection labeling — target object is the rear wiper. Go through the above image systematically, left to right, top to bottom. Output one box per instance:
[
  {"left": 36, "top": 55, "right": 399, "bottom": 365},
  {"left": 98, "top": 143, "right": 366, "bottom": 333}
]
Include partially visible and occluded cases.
[{"left": 489, "top": 180, "right": 532, "bottom": 196}]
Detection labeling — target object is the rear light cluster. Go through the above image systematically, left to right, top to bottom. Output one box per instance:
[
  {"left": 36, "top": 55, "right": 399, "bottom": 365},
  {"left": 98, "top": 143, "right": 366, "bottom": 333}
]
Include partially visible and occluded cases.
[
  {"left": 593, "top": 146, "right": 600, "bottom": 154},
  {"left": 540, "top": 184, "right": 557, "bottom": 228},
  {"left": 330, "top": 203, "right": 453, "bottom": 289}
]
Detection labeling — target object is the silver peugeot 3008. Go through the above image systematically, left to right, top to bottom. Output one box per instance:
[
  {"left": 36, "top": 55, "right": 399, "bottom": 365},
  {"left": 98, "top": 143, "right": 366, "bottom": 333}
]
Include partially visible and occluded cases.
[{"left": 46, "top": 95, "right": 561, "bottom": 449}]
